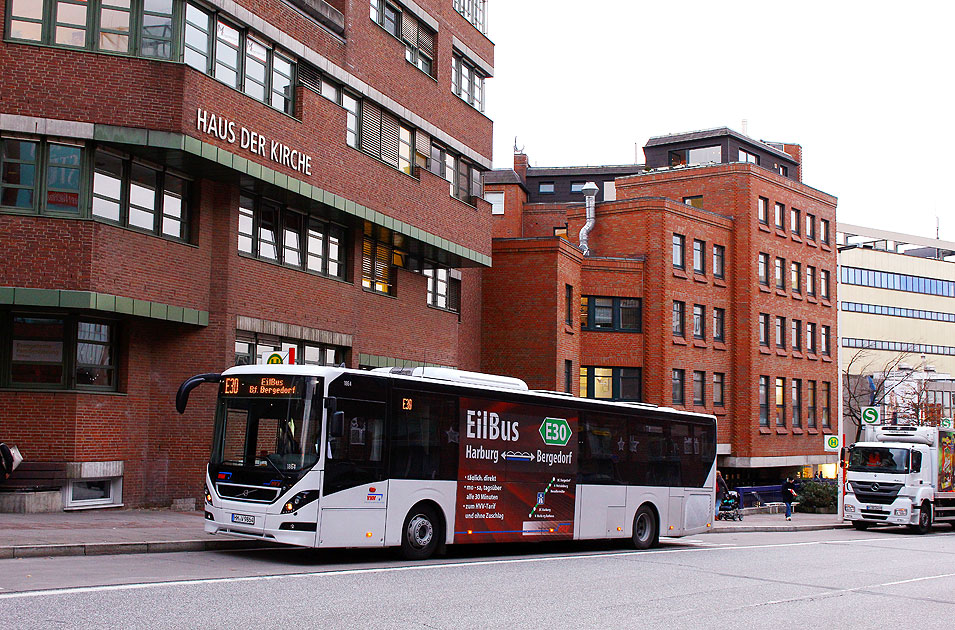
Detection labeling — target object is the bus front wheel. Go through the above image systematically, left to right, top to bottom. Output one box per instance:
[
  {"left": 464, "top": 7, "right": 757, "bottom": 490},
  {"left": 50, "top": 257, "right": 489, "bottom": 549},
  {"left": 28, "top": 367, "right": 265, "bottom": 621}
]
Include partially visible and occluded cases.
[
  {"left": 400, "top": 504, "right": 442, "bottom": 560},
  {"left": 631, "top": 505, "right": 659, "bottom": 550}
]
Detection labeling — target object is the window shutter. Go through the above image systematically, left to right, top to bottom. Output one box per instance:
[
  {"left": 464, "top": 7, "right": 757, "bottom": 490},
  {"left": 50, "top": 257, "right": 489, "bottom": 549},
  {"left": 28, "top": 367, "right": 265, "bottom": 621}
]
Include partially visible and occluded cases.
[
  {"left": 401, "top": 12, "right": 418, "bottom": 44},
  {"left": 417, "top": 26, "right": 434, "bottom": 58},
  {"left": 298, "top": 63, "right": 321, "bottom": 93},
  {"left": 361, "top": 101, "right": 382, "bottom": 157},
  {"left": 381, "top": 112, "right": 400, "bottom": 168},
  {"left": 457, "top": 159, "right": 469, "bottom": 201},
  {"left": 470, "top": 166, "right": 482, "bottom": 198},
  {"left": 362, "top": 238, "right": 374, "bottom": 284},
  {"left": 375, "top": 242, "right": 391, "bottom": 291},
  {"left": 448, "top": 277, "right": 461, "bottom": 313}
]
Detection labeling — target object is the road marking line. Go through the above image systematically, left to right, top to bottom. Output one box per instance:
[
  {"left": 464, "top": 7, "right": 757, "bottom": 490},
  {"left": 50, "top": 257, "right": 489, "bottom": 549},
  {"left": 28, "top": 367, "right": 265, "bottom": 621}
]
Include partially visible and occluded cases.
[{"left": 0, "top": 536, "right": 934, "bottom": 600}]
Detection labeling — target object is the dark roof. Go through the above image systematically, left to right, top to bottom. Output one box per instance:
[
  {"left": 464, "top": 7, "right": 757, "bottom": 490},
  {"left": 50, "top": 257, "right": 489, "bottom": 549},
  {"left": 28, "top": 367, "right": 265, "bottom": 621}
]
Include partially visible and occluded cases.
[
  {"left": 645, "top": 127, "right": 797, "bottom": 163},
  {"left": 526, "top": 164, "right": 645, "bottom": 178},
  {"left": 484, "top": 169, "right": 525, "bottom": 186}
]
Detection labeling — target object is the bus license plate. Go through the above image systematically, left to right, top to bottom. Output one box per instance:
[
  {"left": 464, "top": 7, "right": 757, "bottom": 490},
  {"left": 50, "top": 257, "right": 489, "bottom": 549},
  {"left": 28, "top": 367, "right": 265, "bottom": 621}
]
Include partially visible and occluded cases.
[{"left": 232, "top": 513, "right": 255, "bottom": 525}]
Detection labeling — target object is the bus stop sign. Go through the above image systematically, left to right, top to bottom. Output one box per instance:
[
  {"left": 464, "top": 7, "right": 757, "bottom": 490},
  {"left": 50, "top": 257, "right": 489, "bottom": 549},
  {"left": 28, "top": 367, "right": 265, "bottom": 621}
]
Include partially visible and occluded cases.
[{"left": 539, "top": 417, "right": 572, "bottom": 446}]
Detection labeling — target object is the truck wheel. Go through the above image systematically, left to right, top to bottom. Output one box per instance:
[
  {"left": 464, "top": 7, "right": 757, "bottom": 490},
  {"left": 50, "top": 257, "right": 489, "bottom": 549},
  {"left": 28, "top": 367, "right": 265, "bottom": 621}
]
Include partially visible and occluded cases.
[
  {"left": 910, "top": 501, "right": 932, "bottom": 535},
  {"left": 400, "top": 504, "right": 442, "bottom": 560},
  {"left": 631, "top": 505, "right": 659, "bottom": 550},
  {"left": 851, "top": 521, "right": 870, "bottom": 530}
]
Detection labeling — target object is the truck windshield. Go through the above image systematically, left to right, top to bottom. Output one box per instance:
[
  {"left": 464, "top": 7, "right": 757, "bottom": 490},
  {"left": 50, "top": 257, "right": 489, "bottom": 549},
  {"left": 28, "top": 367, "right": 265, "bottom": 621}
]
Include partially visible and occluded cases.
[
  {"left": 211, "top": 375, "right": 321, "bottom": 473},
  {"left": 848, "top": 446, "right": 910, "bottom": 474}
]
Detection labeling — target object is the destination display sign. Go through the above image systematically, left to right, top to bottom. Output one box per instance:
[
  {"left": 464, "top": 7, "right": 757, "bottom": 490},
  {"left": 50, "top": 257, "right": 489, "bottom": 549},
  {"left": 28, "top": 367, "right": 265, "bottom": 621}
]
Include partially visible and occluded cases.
[
  {"left": 220, "top": 375, "right": 304, "bottom": 398},
  {"left": 454, "top": 398, "right": 578, "bottom": 544}
]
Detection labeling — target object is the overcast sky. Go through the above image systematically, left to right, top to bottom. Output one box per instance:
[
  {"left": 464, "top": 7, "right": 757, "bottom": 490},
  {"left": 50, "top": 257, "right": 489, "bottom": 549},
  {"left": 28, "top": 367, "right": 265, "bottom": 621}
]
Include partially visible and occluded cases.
[{"left": 483, "top": 1, "right": 954, "bottom": 241}]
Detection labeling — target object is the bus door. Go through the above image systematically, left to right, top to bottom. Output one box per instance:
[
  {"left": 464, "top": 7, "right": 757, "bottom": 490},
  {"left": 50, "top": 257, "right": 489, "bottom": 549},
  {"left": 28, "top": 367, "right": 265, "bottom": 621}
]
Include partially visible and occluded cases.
[{"left": 320, "top": 385, "right": 389, "bottom": 547}]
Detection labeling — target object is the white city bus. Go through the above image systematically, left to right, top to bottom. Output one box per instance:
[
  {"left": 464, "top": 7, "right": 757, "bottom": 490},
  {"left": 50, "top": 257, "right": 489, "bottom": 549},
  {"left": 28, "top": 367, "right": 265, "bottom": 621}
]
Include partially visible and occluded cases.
[{"left": 177, "top": 365, "right": 717, "bottom": 559}]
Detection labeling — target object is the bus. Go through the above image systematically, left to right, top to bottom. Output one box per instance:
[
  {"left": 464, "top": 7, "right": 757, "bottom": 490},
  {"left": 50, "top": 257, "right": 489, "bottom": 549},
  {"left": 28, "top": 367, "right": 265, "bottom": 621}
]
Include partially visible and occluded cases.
[{"left": 177, "top": 364, "right": 717, "bottom": 559}]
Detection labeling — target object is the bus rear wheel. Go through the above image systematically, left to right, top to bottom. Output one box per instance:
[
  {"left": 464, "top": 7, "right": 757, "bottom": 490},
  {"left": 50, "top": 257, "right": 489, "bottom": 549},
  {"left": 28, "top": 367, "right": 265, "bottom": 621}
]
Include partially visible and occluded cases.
[
  {"left": 400, "top": 504, "right": 441, "bottom": 560},
  {"left": 631, "top": 505, "right": 658, "bottom": 550}
]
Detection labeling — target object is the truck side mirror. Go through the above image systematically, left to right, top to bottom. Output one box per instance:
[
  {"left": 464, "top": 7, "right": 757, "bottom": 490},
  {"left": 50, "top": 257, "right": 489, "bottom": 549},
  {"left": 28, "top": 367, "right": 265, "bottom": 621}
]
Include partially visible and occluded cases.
[
  {"left": 329, "top": 411, "right": 345, "bottom": 438},
  {"left": 840, "top": 447, "right": 847, "bottom": 468},
  {"left": 911, "top": 450, "right": 922, "bottom": 473}
]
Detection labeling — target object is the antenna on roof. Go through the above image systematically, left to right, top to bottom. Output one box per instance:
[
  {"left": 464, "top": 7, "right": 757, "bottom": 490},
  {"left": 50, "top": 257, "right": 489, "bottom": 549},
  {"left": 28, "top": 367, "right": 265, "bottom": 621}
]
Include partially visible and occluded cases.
[
  {"left": 742, "top": 119, "right": 749, "bottom": 135},
  {"left": 513, "top": 136, "right": 524, "bottom": 155}
]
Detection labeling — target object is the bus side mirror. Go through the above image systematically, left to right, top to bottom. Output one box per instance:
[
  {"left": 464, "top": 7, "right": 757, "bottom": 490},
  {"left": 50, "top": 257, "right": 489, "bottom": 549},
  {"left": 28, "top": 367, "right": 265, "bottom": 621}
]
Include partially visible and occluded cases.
[
  {"left": 175, "top": 373, "right": 221, "bottom": 414},
  {"left": 330, "top": 411, "right": 345, "bottom": 438}
]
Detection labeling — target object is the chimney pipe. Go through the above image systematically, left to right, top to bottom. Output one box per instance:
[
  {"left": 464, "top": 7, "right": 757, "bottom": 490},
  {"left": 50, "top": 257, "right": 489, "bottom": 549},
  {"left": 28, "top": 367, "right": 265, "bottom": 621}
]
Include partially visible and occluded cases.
[{"left": 578, "top": 181, "right": 599, "bottom": 256}]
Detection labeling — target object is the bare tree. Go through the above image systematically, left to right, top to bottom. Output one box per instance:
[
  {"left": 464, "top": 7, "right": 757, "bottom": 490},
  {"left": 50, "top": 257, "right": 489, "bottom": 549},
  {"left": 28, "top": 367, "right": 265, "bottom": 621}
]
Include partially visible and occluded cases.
[{"left": 842, "top": 346, "right": 918, "bottom": 442}]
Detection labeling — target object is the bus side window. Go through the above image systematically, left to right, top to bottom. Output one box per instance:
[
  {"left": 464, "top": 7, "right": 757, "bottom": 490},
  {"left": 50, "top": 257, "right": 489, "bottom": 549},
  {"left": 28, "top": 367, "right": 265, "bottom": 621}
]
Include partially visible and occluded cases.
[{"left": 390, "top": 390, "right": 458, "bottom": 481}]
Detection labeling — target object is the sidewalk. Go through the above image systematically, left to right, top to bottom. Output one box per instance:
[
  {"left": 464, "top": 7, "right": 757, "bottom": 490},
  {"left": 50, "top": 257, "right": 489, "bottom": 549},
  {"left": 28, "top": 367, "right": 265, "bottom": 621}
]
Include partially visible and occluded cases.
[{"left": 0, "top": 508, "right": 849, "bottom": 559}]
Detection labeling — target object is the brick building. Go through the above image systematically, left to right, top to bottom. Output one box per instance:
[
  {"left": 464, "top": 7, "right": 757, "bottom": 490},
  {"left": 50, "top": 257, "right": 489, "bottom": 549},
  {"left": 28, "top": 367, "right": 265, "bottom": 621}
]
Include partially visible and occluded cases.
[
  {"left": 0, "top": 0, "right": 493, "bottom": 509},
  {"left": 483, "top": 128, "right": 839, "bottom": 485}
]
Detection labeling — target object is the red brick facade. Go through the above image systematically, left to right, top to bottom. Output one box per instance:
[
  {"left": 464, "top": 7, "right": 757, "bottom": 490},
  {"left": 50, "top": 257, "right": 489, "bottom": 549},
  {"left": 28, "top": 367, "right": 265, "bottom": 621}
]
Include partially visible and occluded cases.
[
  {"left": 0, "top": 0, "right": 493, "bottom": 507},
  {"left": 484, "top": 145, "right": 838, "bottom": 483}
]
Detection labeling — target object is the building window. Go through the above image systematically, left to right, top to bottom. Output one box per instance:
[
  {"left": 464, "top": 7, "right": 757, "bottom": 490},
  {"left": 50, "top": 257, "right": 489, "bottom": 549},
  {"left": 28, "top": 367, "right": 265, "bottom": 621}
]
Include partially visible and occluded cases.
[
  {"left": 453, "top": 0, "right": 487, "bottom": 33},
  {"left": 398, "top": 11, "right": 436, "bottom": 78},
  {"left": 451, "top": 52, "right": 486, "bottom": 111},
  {"left": 359, "top": 102, "right": 417, "bottom": 174},
  {"left": 2, "top": 137, "right": 83, "bottom": 215},
  {"left": 429, "top": 143, "right": 480, "bottom": 203},
  {"left": 669, "top": 146, "right": 721, "bottom": 166},
  {"left": 91, "top": 148, "right": 190, "bottom": 240},
  {"left": 739, "top": 149, "right": 759, "bottom": 164},
  {"left": 777, "top": 164, "right": 789, "bottom": 177},
  {"left": 538, "top": 182, "right": 555, "bottom": 194},
  {"left": 571, "top": 182, "right": 586, "bottom": 193},
  {"left": 485, "top": 191, "right": 504, "bottom": 215},
  {"left": 237, "top": 193, "right": 346, "bottom": 279},
  {"left": 684, "top": 196, "right": 703, "bottom": 209},
  {"left": 758, "top": 197, "right": 769, "bottom": 224},
  {"left": 774, "top": 202, "right": 784, "bottom": 229},
  {"left": 790, "top": 208, "right": 800, "bottom": 235},
  {"left": 805, "top": 213, "right": 815, "bottom": 240},
  {"left": 821, "top": 219, "right": 830, "bottom": 244},
  {"left": 362, "top": 222, "right": 406, "bottom": 296},
  {"left": 554, "top": 225, "right": 568, "bottom": 238},
  {"left": 673, "top": 234, "right": 685, "bottom": 269},
  {"left": 693, "top": 239, "right": 705, "bottom": 274},
  {"left": 713, "top": 244, "right": 725, "bottom": 279},
  {"left": 758, "top": 252, "right": 769, "bottom": 285},
  {"left": 775, "top": 257, "right": 785, "bottom": 289},
  {"left": 791, "top": 261, "right": 801, "bottom": 293},
  {"left": 423, "top": 262, "right": 461, "bottom": 312},
  {"left": 806, "top": 266, "right": 816, "bottom": 296},
  {"left": 820, "top": 269, "right": 831, "bottom": 299},
  {"left": 565, "top": 285, "right": 574, "bottom": 326},
  {"left": 581, "top": 296, "right": 642, "bottom": 332},
  {"left": 673, "top": 301, "right": 685, "bottom": 337},
  {"left": 693, "top": 304, "right": 705, "bottom": 340},
  {"left": 713, "top": 307, "right": 725, "bottom": 342},
  {"left": 759, "top": 313, "right": 769, "bottom": 346},
  {"left": 5, "top": 314, "right": 118, "bottom": 390},
  {"left": 775, "top": 316, "right": 786, "bottom": 349},
  {"left": 791, "top": 319, "right": 802, "bottom": 351},
  {"left": 807, "top": 322, "right": 817, "bottom": 354},
  {"left": 821, "top": 325, "right": 831, "bottom": 356},
  {"left": 235, "top": 332, "right": 346, "bottom": 367},
  {"left": 564, "top": 359, "right": 573, "bottom": 394},
  {"left": 580, "top": 366, "right": 642, "bottom": 401},
  {"left": 672, "top": 369, "right": 685, "bottom": 405},
  {"left": 693, "top": 370, "right": 705, "bottom": 406},
  {"left": 713, "top": 373, "right": 725, "bottom": 407},
  {"left": 759, "top": 376, "right": 770, "bottom": 426},
  {"left": 775, "top": 377, "right": 786, "bottom": 426},
  {"left": 792, "top": 379, "right": 802, "bottom": 428},
  {"left": 807, "top": 381, "right": 817, "bottom": 428},
  {"left": 822, "top": 382, "right": 831, "bottom": 427}
]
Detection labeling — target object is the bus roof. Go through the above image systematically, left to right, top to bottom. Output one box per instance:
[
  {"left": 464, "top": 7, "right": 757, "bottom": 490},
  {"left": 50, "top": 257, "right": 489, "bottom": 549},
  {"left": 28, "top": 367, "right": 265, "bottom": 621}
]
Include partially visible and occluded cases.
[{"left": 220, "top": 364, "right": 716, "bottom": 423}]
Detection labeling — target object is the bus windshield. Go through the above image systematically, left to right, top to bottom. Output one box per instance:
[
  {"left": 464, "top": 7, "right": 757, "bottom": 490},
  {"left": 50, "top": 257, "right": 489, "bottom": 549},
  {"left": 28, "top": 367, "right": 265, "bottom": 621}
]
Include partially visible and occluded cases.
[
  {"left": 211, "top": 375, "right": 321, "bottom": 474},
  {"left": 848, "top": 446, "right": 910, "bottom": 474}
]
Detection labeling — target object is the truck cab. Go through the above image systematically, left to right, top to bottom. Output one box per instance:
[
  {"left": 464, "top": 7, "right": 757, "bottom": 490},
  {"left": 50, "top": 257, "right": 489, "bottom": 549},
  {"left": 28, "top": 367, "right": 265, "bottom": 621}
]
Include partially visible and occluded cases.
[{"left": 843, "top": 425, "right": 951, "bottom": 533}]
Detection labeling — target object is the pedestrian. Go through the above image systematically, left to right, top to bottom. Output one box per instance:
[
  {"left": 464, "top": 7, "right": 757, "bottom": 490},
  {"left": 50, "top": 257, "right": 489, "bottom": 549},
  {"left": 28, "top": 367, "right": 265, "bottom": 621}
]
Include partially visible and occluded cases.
[
  {"left": 715, "top": 469, "right": 728, "bottom": 518},
  {"left": 782, "top": 476, "right": 797, "bottom": 521}
]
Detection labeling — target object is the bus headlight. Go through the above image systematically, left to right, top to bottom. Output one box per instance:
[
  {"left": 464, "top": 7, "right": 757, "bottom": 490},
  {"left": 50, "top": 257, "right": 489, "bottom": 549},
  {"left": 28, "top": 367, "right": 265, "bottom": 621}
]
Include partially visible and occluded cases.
[
  {"left": 205, "top": 486, "right": 213, "bottom": 505},
  {"left": 282, "top": 490, "right": 320, "bottom": 514}
]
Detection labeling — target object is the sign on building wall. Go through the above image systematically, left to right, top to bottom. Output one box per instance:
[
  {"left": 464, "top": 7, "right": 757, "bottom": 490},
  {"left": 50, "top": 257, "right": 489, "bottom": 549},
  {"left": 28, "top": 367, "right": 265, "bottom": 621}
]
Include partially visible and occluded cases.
[{"left": 196, "top": 108, "right": 313, "bottom": 175}]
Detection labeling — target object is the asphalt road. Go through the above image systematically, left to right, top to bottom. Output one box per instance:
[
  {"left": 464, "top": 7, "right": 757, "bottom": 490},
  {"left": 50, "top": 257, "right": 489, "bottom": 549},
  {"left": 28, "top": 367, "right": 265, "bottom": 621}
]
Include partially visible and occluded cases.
[{"left": 2, "top": 527, "right": 955, "bottom": 629}]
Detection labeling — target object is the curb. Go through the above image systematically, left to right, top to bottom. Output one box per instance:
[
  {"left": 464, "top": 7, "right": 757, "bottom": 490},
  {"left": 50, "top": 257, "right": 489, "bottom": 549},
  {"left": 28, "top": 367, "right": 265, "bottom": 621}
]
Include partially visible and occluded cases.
[
  {"left": 709, "top": 523, "right": 851, "bottom": 534},
  {"left": 0, "top": 538, "right": 278, "bottom": 559}
]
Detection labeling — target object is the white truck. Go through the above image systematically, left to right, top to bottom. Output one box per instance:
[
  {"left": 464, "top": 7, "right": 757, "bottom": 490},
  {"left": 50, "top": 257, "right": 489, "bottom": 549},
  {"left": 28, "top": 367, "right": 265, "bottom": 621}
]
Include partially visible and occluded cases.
[{"left": 843, "top": 425, "right": 955, "bottom": 532}]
